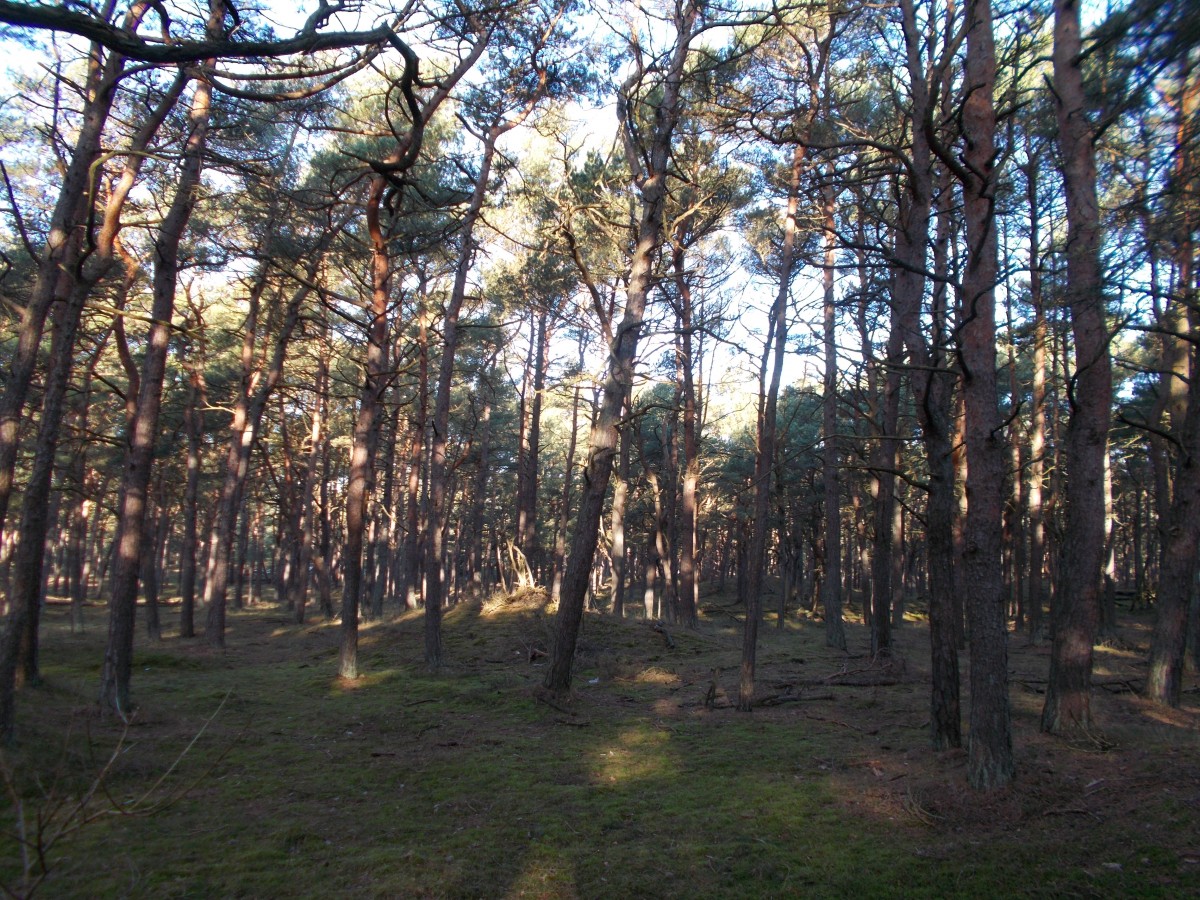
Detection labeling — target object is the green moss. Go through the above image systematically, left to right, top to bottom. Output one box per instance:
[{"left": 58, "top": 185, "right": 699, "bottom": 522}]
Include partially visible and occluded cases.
[{"left": 3, "top": 601, "right": 1197, "bottom": 898}]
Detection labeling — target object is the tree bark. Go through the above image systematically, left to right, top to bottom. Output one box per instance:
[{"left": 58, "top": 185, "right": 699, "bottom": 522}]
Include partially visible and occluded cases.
[
  {"left": 897, "top": 0, "right": 961, "bottom": 750},
  {"left": 958, "top": 0, "right": 1014, "bottom": 789},
  {"left": 1041, "top": 0, "right": 1113, "bottom": 736},
  {"left": 545, "top": 2, "right": 698, "bottom": 693},
  {"left": 0, "top": 6, "right": 125, "bottom": 539},
  {"left": 100, "top": 15, "right": 220, "bottom": 712},
  {"left": 1145, "top": 63, "right": 1199, "bottom": 705},
  {"left": 425, "top": 129, "right": 504, "bottom": 667},
  {"left": 739, "top": 142, "right": 805, "bottom": 710},
  {"left": 1026, "top": 144, "right": 1048, "bottom": 640},
  {"left": 341, "top": 176, "right": 391, "bottom": 679},
  {"left": 820, "top": 184, "right": 847, "bottom": 652},
  {"left": 179, "top": 326, "right": 206, "bottom": 638},
  {"left": 610, "top": 403, "right": 631, "bottom": 618}
]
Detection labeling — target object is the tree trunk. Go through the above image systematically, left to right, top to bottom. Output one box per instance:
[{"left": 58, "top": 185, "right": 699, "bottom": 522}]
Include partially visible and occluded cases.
[
  {"left": 895, "top": 0, "right": 963, "bottom": 750},
  {"left": 958, "top": 0, "right": 1014, "bottom": 789},
  {"left": 1041, "top": 0, "right": 1113, "bottom": 737},
  {"left": 544, "top": 3, "right": 697, "bottom": 693},
  {"left": 0, "top": 17, "right": 128, "bottom": 540},
  {"left": 99, "top": 26, "right": 219, "bottom": 713},
  {"left": 1146, "top": 64, "right": 1199, "bottom": 703},
  {"left": 425, "top": 126, "right": 508, "bottom": 667},
  {"left": 739, "top": 142, "right": 805, "bottom": 710},
  {"left": 1026, "top": 146, "right": 1049, "bottom": 639},
  {"left": 341, "top": 176, "right": 392, "bottom": 680},
  {"left": 820, "top": 185, "right": 847, "bottom": 652},
  {"left": 670, "top": 250, "right": 701, "bottom": 629},
  {"left": 1, "top": 266, "right": 91, "bottom": 733},
  {"left": 402, "top": 290, "right": 430, "bottom": 611},
  {"left": 517, "top": 308, "right": 549, "bottom": 568},
  {"left": 870, "top": 317, "right": 903, "bottom": 656},
  {"left": 292, "top": 335, "right": 328, "bottom": 623},
  {"left": 179, "top": 337, "right": 206, "bottom": 638},
  {"left": 550, "top": 349, "right": 583, "bottom": 607},
  {"left": 467, "top": 374, "right": 495, "bottom": 591},
  {"left": 610, "top": 407, "right": 631, "bottom": 618}
]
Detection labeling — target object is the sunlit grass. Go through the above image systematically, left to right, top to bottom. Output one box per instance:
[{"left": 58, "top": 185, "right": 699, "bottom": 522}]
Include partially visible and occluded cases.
[{"left": 1, "top": 597, "right": 1196, "bottom": 898}]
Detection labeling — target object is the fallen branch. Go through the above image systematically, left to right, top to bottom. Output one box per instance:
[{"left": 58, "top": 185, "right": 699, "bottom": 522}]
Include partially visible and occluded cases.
[
  {"left": 651, "top": 622, "right": 676, "bottom": 650},
  {"left": 533, "top": 689, "right": 578, "bottom": 718},
  {"left": 756, "top": 692, "right": 836, "bottom": 707},
  {"left": 802, "top": 712, "right": 879, "bottom": 734}
]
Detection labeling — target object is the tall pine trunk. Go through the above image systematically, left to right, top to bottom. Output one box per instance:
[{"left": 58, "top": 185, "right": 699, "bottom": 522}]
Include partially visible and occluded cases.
[
  {"left": 958, "top": 0, "right": 1014, "bottom": 789},
  {"left": 1041, "top": 0, "right": 1113, "bottom": 736},
  {"left": 545, "top": 3, "right": 698, "bottom": 693},
  {"left": 100, "top": 22, "right": 220, "bottom": 712}
]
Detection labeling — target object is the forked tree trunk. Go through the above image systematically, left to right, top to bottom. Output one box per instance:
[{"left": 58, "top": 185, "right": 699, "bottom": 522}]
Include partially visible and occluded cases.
[
  {"left": 896, "top": 0, "right": 961, "bottom": 750},
  {"left": 0, "top": 2, "right": 130, "bottom": 540},
  {"left": 100, "top": 25, "right": 220, "bottom": 713},
  {"left": 339, "top": 32, "right": 487, "bottom": 679}
]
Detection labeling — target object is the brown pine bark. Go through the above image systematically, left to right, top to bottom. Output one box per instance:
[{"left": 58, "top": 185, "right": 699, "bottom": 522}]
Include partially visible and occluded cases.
[
  {"left": 896, "top": 0, "right": 961, "bottom": 750},
  {"left": 958, "top": 0, "right": 1014, "bottom": 789},
  {"left": 1041, "top": 0, "right": 1113, "bottom": 736},
  {"left": 545, "top": 1, "right": 698, "bottom": 694},
  {"left": 0, "top": 2, "right": 123, "bottom": 540},
  {"left": 99, "top": 14, "right": 221, "bottom": 712},
  {"left": 340, "top": 35, "right": 487, "bottom": 679},
  {"left": 1145, "top": 63, "right": 1199, "bottom": 706},
  {"left": 425, "top": 129, "right": 505, "bottom": 667},
  {"left": 739, "top": 142, "right": 806, "bottom": 710},
  {"left": 1025, "top": 145, "right": 1049, "bottom": 640},
  {"left": 340, "top": 176, "right": 391, "bottom": 680},
  {"left": 820, "top": 185, "right": 847, "bottom": 653},
  {"left": 204, "top": 236, "right": 335, "bottom": 648},
  {"left": 1, "top": 268, "right": 91, "bottom": 722},
  {"left": 401, "top": 290, "right": 430, "bottom": 611},
  {"left": 516, "top": 308, "right": 550, "bottom": 567},
  {"left": 870, "top": 316, "right": 903, "bottom": 657},
  {"left": 179, "top": 318, "right": 207, "bottom": 638},
  {"left": 292, "top": 334, "right": 329, "bottom": 624},
  {"left": 550, "top": 341, "right": 584, "bottom": 607},
  {"left": 467, "top": 369, "right": 496, "bottom": 591},
  {"left": 610, "top": 407, "right": 631, "bottom": 618}
]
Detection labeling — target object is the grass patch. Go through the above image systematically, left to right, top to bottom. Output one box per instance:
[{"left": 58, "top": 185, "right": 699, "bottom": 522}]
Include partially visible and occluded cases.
[{"left": 2, "top": 597, "right": 1198, "bottom": 898}]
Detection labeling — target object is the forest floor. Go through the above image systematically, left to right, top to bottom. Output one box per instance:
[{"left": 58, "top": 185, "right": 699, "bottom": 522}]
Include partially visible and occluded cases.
[{"left": 2, "top": 587, "right": 1198, "bottom": 898}]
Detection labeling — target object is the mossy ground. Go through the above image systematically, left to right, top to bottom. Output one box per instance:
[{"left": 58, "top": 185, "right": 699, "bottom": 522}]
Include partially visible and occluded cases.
[{"left": 2, "top": 589, "right": 1198, "bottom": 898}]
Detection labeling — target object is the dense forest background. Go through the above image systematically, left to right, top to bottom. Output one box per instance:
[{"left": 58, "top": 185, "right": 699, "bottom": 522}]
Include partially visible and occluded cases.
[{"left": 0, "top": 0, "right": 1196, "bottom": 803}]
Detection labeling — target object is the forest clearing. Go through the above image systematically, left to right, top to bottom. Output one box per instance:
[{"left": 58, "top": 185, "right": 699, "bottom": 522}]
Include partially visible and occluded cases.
[
  {"left": 0, "top": 0, "right": 1199, "bottom": 891},
  {"left": 3, "top": 590, "right": 1197, "bottom": 898}
]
